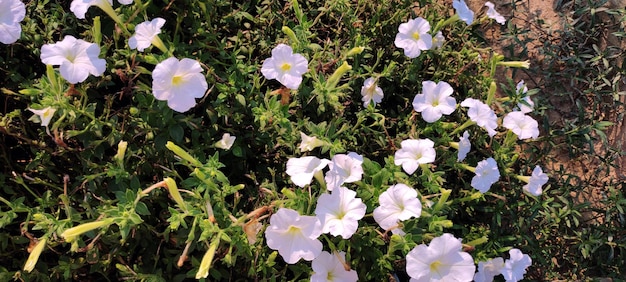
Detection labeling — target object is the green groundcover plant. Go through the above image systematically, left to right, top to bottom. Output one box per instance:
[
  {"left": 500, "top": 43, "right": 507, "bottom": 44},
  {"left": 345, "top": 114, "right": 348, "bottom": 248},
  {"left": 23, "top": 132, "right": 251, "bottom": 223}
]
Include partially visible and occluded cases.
[{"left": 2, "top": 0, "right": 613, "bottom": 281}]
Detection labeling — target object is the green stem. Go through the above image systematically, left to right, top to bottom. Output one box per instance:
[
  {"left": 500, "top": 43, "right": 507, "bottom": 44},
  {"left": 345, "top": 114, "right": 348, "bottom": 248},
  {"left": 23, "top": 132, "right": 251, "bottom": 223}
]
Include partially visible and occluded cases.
[
  {"left": 97, "top": 2, "right": 131, "bottom": 36},
  {"left": 450, "top": 120, "right": 475, "bottom": 136}
]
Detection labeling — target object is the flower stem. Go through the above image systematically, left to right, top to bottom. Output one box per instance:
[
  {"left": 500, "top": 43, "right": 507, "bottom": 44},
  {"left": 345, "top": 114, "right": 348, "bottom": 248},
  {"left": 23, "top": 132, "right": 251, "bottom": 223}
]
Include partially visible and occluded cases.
[
  {"left": 96, "top": 2, "right": 131, "bottom": 36},
  {"left": 151, "top": 35, "right": 170, "bottom": 55},
  {"left": 450, "top": 120, "right": 475, "bottom": 136}
]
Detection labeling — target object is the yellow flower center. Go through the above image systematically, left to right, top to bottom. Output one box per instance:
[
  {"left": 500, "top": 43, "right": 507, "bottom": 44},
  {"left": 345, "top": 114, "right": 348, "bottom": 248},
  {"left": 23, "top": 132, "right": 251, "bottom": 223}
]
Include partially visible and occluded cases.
[
  {"left": 412, "top": 32, "right": 420, "bottom": 40},
  {"left": 280, "top": 63, "right": 292, "bottom": 72},
  {"left": 172, "top": 75, "right": 183, "bottom": 86},
  {"left": 43, "top": 110, "right": 52, "bottom": 119},
  {"left": 286, "top": 225, "right": 301, "bottom": 235},
  {"left": 430, "top": 260, "right": 442, "bottom": 272}
]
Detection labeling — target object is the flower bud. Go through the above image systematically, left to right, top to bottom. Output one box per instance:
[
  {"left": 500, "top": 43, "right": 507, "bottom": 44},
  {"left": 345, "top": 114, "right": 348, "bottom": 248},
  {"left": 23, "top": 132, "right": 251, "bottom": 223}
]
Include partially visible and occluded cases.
[
  {"left": 165, "top": 141, "right": 203, "bottom": 167},
  {"left": 23, "top": 237, "right": 47, "bottom": 272}
]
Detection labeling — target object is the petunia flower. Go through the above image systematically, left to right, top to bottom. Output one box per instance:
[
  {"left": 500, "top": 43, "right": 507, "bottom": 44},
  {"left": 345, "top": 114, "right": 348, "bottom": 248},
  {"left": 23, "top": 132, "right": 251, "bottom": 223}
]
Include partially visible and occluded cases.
[
  {"left": 0, "top": 0, "right": 25, "bottom": 44},
  {"left": 70, "top": 0, "right": 131, "bottom": 20},
  {"left": 453, "top": 0, "right": 475, "bottom": 25},
  {"left": 485, "top": 2, "right": 506, "bottom": 25},
  {"left": 129, "top": 17, "right": 167, "bottom": 52},
  {"left": 394, "top": 17, "right": 432, "bottom": 58},
  {"left": 432, "top": 31, "right": 445, "bottom": 49},
  {"left": 40, "top": 35, "right": 106, "bottom": 84},
  {"left": 261, "top": 44, "right": 308, "bottom": 89},
  {"left": 152, "top": 57, "right": 208, "bottom": 112},
  {"left": 361, "top": 77, "right": 384, "bottom": 107},
  {"left": 412, "top": 80, "right": 456, "bottom": 123},
  {"left": 516, "top": 80, "right": 535, "bottom": 113},
  {"left": 461, "top": 98, "right": 498, "bottom": 137},
  {"left": 28, "top": 107, "right": 56, "bottom": 128},
  {"left": 502, "top": 111, "right": 539, "bottom": 140},
  {"left": 456, "top": 130, "right": 471, "bottom": 162},
  {"left": 298, "top": 132, "right": 325, "bottom": 152},
  {"left": 214, "top": 133, "right": 236, "bottom": 150},
  {"left": 394, "top": 138, "right": 436, "bottom": 175},
  {"left": 324, "top": 152, "right": 364, "bottom": 191},
  {"left": 285, "top": 156, "right": 330, "bottom": 187},
  {"left": 471, "top": 157, "right": 500, "bottom": 193},
  {"left": 518, "top": 165, "right": 548, "bottom": 196},
  {"left": 373, "top": 184, "right": 422, "bottom": 235},
  {"left": 314, "top": 186, "right": 366, "bottom": 239},
  {"left": 264, "top": 208, "right": 323, "bottom": 264},
  {"left": 406, "top": 233, "right": 476, "bottom": 281},
  {"left": 501, "top": 248, "right": 532, "bottom": 282},
  {"left": 311, "top": 251, "right": 358, "bottom": 282},
  {"left": 474, "top": 257, "right": 505, "bottom": 282}
]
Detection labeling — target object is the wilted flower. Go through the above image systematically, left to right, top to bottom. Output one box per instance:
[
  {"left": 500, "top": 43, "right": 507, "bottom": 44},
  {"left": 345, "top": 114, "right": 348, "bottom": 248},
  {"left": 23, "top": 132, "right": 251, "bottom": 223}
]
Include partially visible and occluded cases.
[
  {"left": 0, "top": 0, "right": 25, "bottom": 44},
  {"left": 70, "top": 0, "right": 131, "bottom": 20},
  {"left": 453, "top": 0, "right": 475, "bottom": 25},
  {"left": 485, "top": 2, "right": 506, "bottom": 25},
  {"left": 129, "top": 17, "right": 167, "bottom": 52},
  {"left": 394, "top": 17, "right": 432, "bottom": 58},
  {"left": 432, "top": 31, "right": 445, "bottom": 49},
  {"left": 40, "top": 35, "right": 106, "bottom": 84},
  {"left": 261, "top": 44, "right": 308, "bottom": 89},
  {"left": 152, "top": 57, "right": 208, "bottom": 112},
  {"left": 361, "top": 77, "right": 384, "bottom": 107},
  {"left": 412, "top": 80, "right": 456, "bottom": 123},
  {"left": 461, "top": 98, "right": 498, "bottom": 137},
  {"left": 28, "top": 107, "right": 56, "bottom": 128},
  {"left": 503, "top": 111, "right": 539, "bottom": 140},
  {"left": 457, "top": 130, "right": 471, "bottom": 161},
  {"left": 298, "top": 132, "right": 325, "bottom": 152},
  {"left": 215, "top": 133, "right": 236, "bottom": 150},
  {"left": 394, "top": 138, "right": 436, "bottom": 175},
  {"left": 324, "top": 152, "right": 364, "bottom": 191},
  {"left": 286, "top": 156, "right": 330, "bottom": 187},
  {"left": 472, "top": 157, "right": 500, "bottom": 193},
  {"left": 519, "top": 165, "right": 548, "bottom": 196},
  {"left": 373, "top": 184, "right": 422, "bottom": 235},
  {"left": 315, "top": 186, "right": 366, "bottom": 239},
  {"left": 264, "top": 208, "right": 323, "bottom": 264},
  {"left": 61, "top": 218, "right": 115, "bottom": 243},
  {"left": 406, "top": 233, "right": 476, "bottom": 281},
  {"left": 23, "top": 237, "right": 47, "bottom": 272},
  {"left": 502, "top": 248, "right": 532, "bottom": 282},
  {"left": 311, "top": 251, "right": 358, "bottom": 282},
  {"left": 474, "top": 257, "right": 505, "bottom": 282}
]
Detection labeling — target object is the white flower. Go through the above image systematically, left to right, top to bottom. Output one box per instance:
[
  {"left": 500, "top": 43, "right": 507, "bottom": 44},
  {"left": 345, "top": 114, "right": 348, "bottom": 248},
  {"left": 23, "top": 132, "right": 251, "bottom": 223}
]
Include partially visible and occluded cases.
[
  {"left": 0, "top": 0, "right": 25, "bottom": 44},
  {"left": 70, "top": 0, "right": 131, "bottom": 20},
  {"left": 453, "top": 0, "right": 475, "bottom": 25},
  {"left": 485, "top": 2, "right": 506, "bottom": 25},
  {"left": 394, "top": 17, "right": 432, "bottom": 58},
  {"left": 129, "top": 18, "right": 165, "bottom": 52},
  {"left": 432, "top": 31, "right": 445, "bottom": 49},
  {"left": 40, "top": 35, "right": 106, "bottom": 84},
  {"left": 261, "top": 44, "right": 308, "bottom": 89},
  {"left": 152, "top": 57, "right": 208, "bottom": 112},
  {"left": 361, "top": 77, "right": 384, "bottom": 107},
  {"left": 412, "top": 80, "right": 456, "bottom": 123},
  {"left": 516, "top": 80, "right": 534, "bottom": 113},
  {"left": 461, "top": 98, "right": 498, "bottom": 137},
  {"left": 28, "top": 107, "right": 56, "bottom": 127},
  {"left": 503, "top": 111, "right": 539, "bottom": 140},
  {"left": 458, "top": 130, "right": 471, "bottom": 162},
  {"left": 299, "top": 132, "right": 325, "bottom": 152},
  {"left": 214, "top": 133, "right": 236, "bottom": 150},
  {"left": 394, "top": 139, "right": 436, "bottom": 175},
  {"left": 324, "top": 152, "right": 364, "bottom": 191},
  {"left": 286, "top": 156, "right": 330, "bottom": 187},
  {"left": 471, "top": 157, "right": 500, "bottom": 193},
  {"left": 522, "top": 166, "right": 548, "bottom": 196},
  {"left": 373, "top": 184, "right": 422, "bottom": 235},
  {"left": 315, "top": 186, "right": 366, "bottom": 239},
  {"left": 264, "top": 208, "right": 323, "bottom": 264},
  {"left": 406, "top": 233, "right": 476, "bottom": 281},
  {"left": 502, "top": 248, "right": 532, "bottom": 282},
  {"left": 311, "top": 251, "right": 358, "bottom": 282},
  {"left": 474, "top": 257, "right": 505, "bottom": 282}
]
